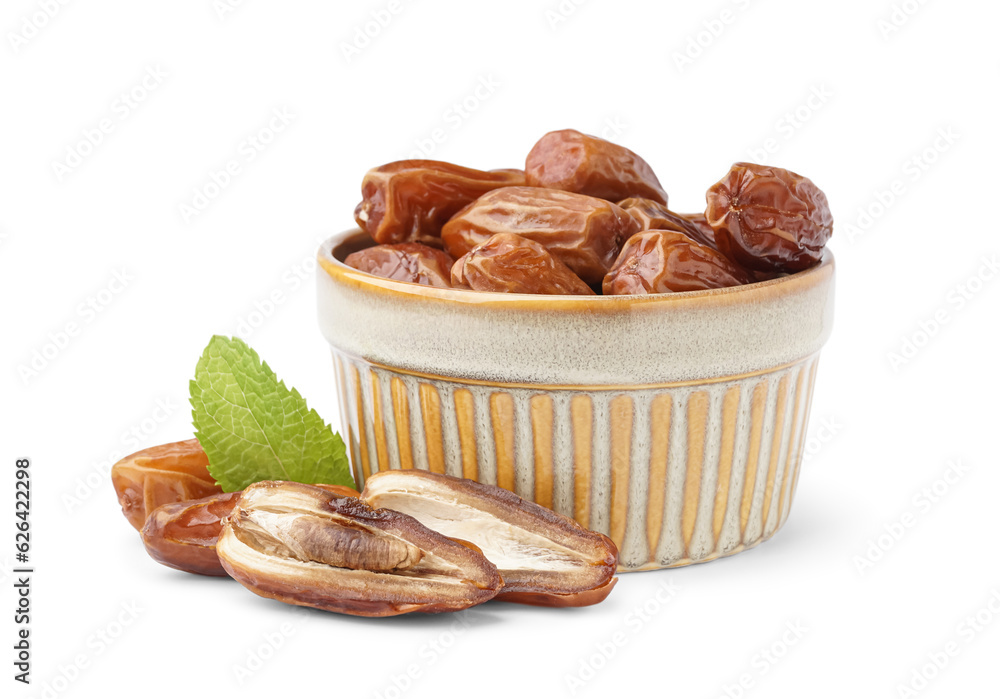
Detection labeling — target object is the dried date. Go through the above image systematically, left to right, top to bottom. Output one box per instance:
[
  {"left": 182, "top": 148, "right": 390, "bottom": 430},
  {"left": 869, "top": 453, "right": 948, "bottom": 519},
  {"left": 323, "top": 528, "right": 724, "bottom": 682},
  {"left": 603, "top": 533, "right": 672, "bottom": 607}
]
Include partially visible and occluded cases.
[
  {"left": 526, "top": 129, "right": 668, "bottom": 204},
  {"left": 354, "top": 160, "right": 525, "bottom": 246},
  {"left": 705, "top": 162, "right": 833, "bottom": 273},
  {"left": 441, "top": 186, "right": 638, "bottom": 285},
  {"left": 618, "top": 197, "right": 717, "bottom": 248},
  {"left": 603, "top": 230, "right": 752, "bottom": 295},
  {"left": 452, "top": 233, "right": 595, "bottom": 295},
  {"left": 345, "top": 242, "right": 455, "bottom": 288},
  {"left": 112, "top": 439, "right": 221, "bottom": 531},
  {"left": 362, "top": 470, "right": 619, "bottom": 607},
  {"left": 217, "top": 481, "right": 503, "bottom": 616},
  {"left": 141, "top": 491, "right": 241, "bottom": 576}
]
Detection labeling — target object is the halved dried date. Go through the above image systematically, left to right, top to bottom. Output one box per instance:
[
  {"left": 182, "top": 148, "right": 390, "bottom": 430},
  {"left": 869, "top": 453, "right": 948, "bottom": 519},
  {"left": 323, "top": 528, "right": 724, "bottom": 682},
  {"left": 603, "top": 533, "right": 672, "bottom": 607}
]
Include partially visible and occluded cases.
[
  {"left": 525, "top": 129, "right": 668, "bottom": 204},
  {"left": 354, "top": 160, "right": 525, "bottom": 246},
  {"left": 705, "top": 162, "right": 833, "bottom": 273},
  {"left": 442, "top": 186, "right": 638, "bottom": 285},
  {"left": 618, "top": 197, "right": 717, "bottom": 249},
  {"left": 603, "top": 230, "right": 752, "bottom": 295},
  {"left": 452, "top": 233, "right": 595, "bottom": 295},
  {"left": 345, "top": 243, "right": 455, "bottom": 288},
  {"left": 112, "top": 439, "right": 221, "bottom": 531},
  {"left": 362, "top": 470, "right": 619, "bottom": 607},
  {"left": 217, "top": 481, "right": 502, "bottom": 616},
  {"left": 140, "top": 484, "right": 361, "bottom": 577}
]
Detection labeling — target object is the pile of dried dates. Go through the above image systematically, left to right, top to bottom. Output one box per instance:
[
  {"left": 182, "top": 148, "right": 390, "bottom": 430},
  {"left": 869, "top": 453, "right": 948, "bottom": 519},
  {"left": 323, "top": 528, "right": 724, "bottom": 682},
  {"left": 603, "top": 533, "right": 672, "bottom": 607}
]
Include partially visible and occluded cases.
[
  {"left": 347, "top": 129, "right": 833, "bottom": 295},
  {"left": 113, "top": 440, "right": 618, "bottom": 616}
]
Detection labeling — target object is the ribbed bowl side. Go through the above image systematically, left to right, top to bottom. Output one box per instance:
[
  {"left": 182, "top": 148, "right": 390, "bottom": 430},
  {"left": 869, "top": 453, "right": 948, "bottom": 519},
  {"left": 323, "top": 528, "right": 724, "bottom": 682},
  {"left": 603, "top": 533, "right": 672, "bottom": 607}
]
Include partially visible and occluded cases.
[{"left": 332, "top": 351, "right": 820, "bottom": 572}]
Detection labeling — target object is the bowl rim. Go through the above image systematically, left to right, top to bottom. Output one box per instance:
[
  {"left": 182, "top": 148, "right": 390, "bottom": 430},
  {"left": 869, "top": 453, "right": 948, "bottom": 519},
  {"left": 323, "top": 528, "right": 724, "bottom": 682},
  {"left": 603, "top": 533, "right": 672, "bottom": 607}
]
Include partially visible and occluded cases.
[{"left": 318, "top": 228, "right": 835, "bottom": 311}]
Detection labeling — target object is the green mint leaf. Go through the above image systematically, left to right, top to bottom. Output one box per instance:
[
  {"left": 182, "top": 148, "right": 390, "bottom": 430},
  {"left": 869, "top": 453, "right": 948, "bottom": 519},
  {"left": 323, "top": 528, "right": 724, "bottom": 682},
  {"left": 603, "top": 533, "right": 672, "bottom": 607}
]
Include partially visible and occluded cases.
[{"left": 189, "top": 335, "right": 354, "bottom": 492}]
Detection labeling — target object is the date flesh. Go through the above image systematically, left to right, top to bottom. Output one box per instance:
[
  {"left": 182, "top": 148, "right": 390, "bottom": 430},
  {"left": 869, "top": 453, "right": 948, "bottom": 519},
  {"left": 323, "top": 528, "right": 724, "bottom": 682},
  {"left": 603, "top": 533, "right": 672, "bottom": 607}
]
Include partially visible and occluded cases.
[
  {"left": 526, "top": 129, "right": 668, "bottom": 204},
  {"left": 354, "top": 160, "right": 525, "bottom": 246},
  {"left": 705, "top": 162, "right": 833, "bottom": 273},
  {"left": 441, "top": 186, "right": 638, "bottom": 285},
  {"left": 618, "top": 197, "right": 717, "bottom": 249},
  {"left": 603, "top": 230, "right": 753, "bottom": 295},
  {"left": 452, "top": 233, "right": 595, "bottom": 295},
  {"left": 345, "top": 242, "right": 455, "bottom": 288},
  {"left": 112, "top": 439, "right": 221, "bottom": 531},
  {"left": 362, "top": 470, "right": 619, "bottom": 607},
  {"left": 217, "top": 481, "right": 503, "bottom": 616},
  {"left": 140, "top": 484, "right": 360, "bottom": 577}
]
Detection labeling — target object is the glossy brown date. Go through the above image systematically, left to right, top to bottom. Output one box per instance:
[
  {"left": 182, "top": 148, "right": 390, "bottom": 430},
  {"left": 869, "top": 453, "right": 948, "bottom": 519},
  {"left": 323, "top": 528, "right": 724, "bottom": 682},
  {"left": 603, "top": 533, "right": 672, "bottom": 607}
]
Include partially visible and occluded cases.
[
  {"left": 525, "top": 129, "right": 668, "bottom": 204},
  {"left": 354, "top": 160, "right": 525, "bottom": 246},
  {"left": 705, "top": 162, "right": 833, "bottom": 273},
  {"left": 441, "top": 186, "right": 638, "bottom": 285},
  {"left": 618, "top": 197, "right": 717, "bottom": 249},
  {"left": 603, "top": 230, "right": 752, "bottom": 295},
  {"left": 452, "top": 233, "right": 595, "bottom": 295},
  {"left": 345, "top": 242, "right": 455, "bottom": 288},
  {"left": 112, "top": 439, "right": 221, "bottom": 531},
  {"left": 141, "top": 492, "right": 241, "bottom": 576}
]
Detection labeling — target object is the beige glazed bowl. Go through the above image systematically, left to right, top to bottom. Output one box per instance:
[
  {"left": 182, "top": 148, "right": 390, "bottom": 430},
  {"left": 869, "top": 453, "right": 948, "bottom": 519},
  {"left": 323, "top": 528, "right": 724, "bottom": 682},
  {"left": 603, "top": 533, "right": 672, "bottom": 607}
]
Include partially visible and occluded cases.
[{"left": 317, "top": 230, "right": 835, "bottom": 571}]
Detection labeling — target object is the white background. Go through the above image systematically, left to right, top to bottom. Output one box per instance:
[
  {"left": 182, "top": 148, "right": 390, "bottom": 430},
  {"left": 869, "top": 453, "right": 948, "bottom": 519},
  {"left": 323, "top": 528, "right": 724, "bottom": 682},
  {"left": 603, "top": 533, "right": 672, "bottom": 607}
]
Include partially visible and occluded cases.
[{"left": 2, "top": 1, "right": 998, "bottom": 697}]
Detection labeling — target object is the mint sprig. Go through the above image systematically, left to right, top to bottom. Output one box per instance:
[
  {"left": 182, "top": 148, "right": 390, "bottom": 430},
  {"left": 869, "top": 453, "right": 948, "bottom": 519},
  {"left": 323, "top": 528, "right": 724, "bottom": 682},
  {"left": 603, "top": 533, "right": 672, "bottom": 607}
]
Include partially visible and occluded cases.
[{"left": 190, "top": 335, "right": 353, "bottom": 492}]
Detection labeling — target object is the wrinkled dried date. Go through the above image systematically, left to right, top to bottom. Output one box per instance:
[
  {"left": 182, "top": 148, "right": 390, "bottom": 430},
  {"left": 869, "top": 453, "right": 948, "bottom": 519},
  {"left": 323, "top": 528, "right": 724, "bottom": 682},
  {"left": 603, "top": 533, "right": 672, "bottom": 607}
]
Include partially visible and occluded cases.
[
  {"left": 526, "top": 129, "right": 668, "bottom": 204},
  {"left": 354, "top": 160, "right": 525, "bottom": 246},
  {"left": 705, "top": 162, "right": 833, "bottom": 273},
  {"left": 442, "top": 186, "right": 638, "bottom": 285},
  {"left": 618, "top": 197, "right": 717, "bottom": 249},
  {"left": 685, "top": 212, "right": 717, "bottom": 245},
  {"left": 603, "top": 230, "right": 752, "bottom": 295},
  {"left": 452, "top": 233, "right": 595, "bottom": 295},
  {"left": 345, "top": 242, "right": 455, "bottom": 288},
  {"left": 112, "top": 439, "right": 221, "bottom": 531},
  {"left": 362, "top": 470, "right": 619, "bottom": 607},
  {"left": 217, "top": 481, "right": 503, "bottom": 616},
  {"left": 140, "top": 484, "right": 360, "bottom": 577},
  {"left": 141, "top": 491, "right": 241, "bottom": 576}
]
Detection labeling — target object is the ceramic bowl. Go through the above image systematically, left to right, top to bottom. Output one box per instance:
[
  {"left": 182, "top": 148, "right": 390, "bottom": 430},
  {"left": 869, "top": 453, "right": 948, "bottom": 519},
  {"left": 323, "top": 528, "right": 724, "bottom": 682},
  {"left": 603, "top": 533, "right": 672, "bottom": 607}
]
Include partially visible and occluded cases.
[{"left": 317, "top": 230, "right": 835, "bottom": 571}]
